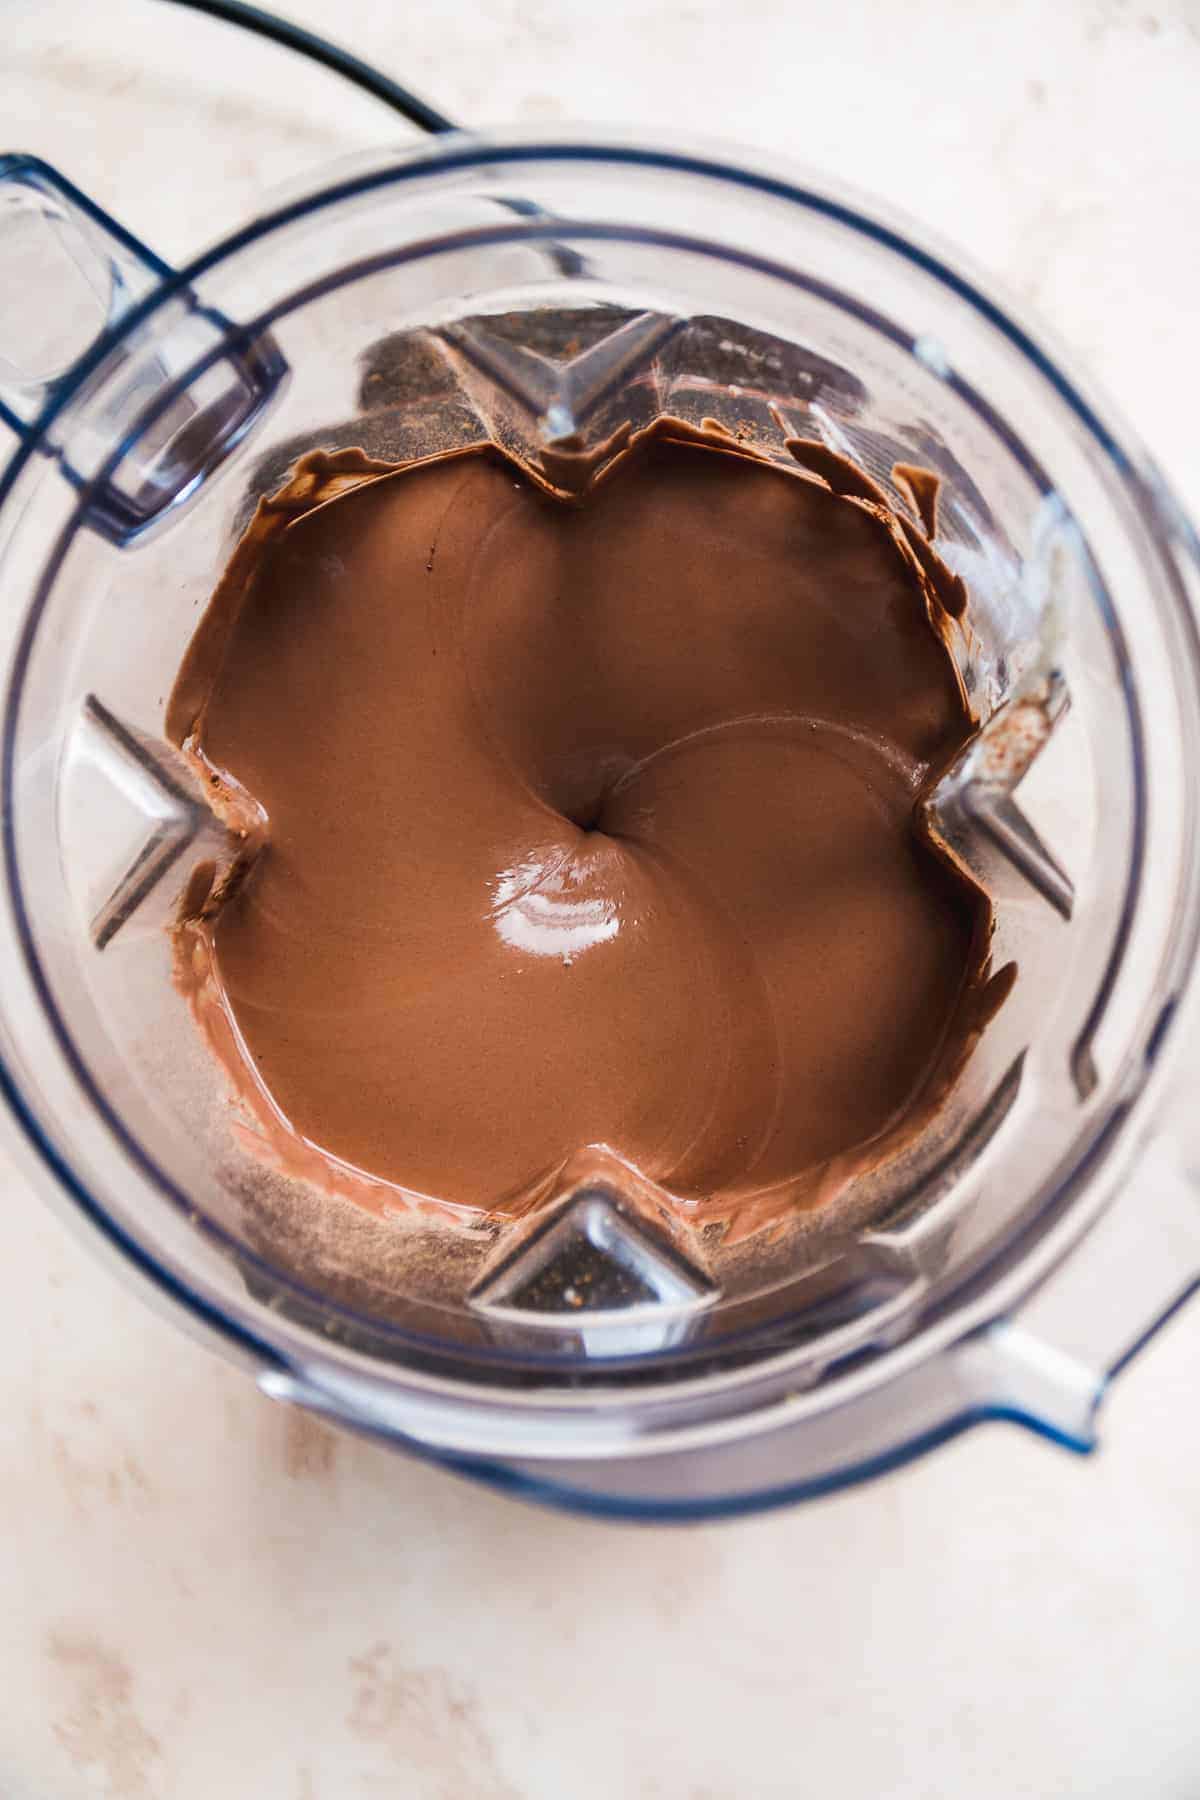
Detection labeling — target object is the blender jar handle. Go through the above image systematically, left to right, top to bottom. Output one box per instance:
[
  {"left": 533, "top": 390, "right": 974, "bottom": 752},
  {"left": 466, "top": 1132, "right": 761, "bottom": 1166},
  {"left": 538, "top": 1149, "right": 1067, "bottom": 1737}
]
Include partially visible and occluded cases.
[
  {"left": 0, "top": 154, "right": 285, "bottom": 542},
  {"left": 0, "top": 155, "right": 174, "bottom": 435}
]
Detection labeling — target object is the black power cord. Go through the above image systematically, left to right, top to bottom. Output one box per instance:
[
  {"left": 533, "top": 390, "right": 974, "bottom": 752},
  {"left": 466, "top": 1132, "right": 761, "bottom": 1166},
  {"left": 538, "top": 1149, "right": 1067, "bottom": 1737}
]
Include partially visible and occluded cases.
[
  {"left": 155, "top": 0, "right": 586, "bottom": 274},
  {"left": 157, "top": 0, "right": 455, "bottom": 135}
]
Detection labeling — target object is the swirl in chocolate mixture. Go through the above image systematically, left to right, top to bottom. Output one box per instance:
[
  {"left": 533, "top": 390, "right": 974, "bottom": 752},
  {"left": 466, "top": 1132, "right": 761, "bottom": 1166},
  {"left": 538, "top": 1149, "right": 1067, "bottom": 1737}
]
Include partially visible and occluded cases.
[{"left": 169, "top": 419, "right": 1000, "bottom": 1227}]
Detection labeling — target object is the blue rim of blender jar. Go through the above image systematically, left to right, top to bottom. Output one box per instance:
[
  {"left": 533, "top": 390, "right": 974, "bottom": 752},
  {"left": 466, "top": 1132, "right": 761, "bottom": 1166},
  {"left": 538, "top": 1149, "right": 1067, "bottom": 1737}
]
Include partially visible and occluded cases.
[
  {"left": 2, "top": 141, "right": 1198, "bottom": 1504},
  {"left": 0, "top": 144, "right": 1175, "bottom": 1344}
]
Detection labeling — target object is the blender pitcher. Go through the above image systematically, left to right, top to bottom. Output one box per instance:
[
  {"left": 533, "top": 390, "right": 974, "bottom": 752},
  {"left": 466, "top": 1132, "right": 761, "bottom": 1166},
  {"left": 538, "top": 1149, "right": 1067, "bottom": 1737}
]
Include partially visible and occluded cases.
[{"left": 1, "top": 134, "right": 1199, "bottom": 1519}]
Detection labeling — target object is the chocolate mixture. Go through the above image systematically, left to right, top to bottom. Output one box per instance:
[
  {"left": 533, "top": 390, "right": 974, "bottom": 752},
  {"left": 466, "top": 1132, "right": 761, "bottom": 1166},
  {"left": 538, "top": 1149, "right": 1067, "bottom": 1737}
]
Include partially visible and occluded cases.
[{"left": 169, "top": 419, "right": 997, "bottom": 1223}]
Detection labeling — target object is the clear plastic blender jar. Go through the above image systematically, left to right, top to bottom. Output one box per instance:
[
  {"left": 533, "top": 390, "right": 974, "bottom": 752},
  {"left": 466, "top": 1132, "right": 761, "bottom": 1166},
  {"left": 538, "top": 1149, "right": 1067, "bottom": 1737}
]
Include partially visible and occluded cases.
[{"left": 1, "top": 134, "right": 1199, "bottom": 1518}]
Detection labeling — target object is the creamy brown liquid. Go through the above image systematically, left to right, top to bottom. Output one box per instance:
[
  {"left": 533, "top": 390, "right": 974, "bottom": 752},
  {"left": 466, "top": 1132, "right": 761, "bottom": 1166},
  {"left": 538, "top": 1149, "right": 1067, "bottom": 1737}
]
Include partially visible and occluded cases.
[{"left": 169, "top": 419, "right": 995, "bottom": 1224}]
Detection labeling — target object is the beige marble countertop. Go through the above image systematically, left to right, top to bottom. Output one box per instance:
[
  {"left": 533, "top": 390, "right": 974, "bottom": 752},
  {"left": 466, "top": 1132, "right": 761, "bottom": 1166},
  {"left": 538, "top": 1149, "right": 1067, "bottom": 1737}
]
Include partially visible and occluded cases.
[{"left": 2, "top": 2, "right": 1199, "bottom": 1794}]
